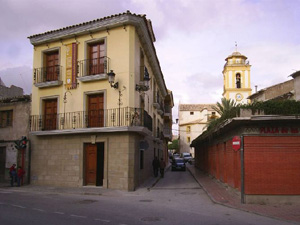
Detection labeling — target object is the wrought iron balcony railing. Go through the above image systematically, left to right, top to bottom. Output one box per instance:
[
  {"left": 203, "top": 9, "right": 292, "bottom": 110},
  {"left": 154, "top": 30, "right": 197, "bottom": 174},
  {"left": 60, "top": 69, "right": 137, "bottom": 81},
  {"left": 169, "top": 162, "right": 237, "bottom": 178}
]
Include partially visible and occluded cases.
[
  {"left": 77, "top": 56, "right": 110, "bottom": 77},
  {"left": 33, "top": 65, "right": 62, "bottom": 84},
  {"left": 30, "top": 107, "right": 152, "bottom": 132},
  {"left": 163, "top": 128, "right": 172, "bottom": 139}
]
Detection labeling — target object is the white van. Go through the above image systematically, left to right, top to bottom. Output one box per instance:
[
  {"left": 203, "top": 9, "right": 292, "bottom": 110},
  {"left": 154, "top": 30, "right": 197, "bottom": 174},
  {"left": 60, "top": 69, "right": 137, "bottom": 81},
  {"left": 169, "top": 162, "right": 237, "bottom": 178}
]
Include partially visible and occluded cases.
[{"left": 181, "top": 153, "right": 193, "bottom": 162}]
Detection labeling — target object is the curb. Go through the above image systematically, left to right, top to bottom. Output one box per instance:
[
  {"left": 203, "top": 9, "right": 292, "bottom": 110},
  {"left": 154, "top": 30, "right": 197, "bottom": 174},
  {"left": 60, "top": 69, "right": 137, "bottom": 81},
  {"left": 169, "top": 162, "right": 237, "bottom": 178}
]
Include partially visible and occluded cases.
[{"left": 186, "top": 166, "right": 297, "bottom": 225}]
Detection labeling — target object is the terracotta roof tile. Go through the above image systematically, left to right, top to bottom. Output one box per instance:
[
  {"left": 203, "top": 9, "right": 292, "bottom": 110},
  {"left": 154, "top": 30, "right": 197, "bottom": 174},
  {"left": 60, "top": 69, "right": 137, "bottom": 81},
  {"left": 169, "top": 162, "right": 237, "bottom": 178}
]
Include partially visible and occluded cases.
[
  {"left": 28, "top": 10, "right": 146, "bottom": 39},
  {"left": 179, "top": 104, "right": 216, "bottom": 111}
]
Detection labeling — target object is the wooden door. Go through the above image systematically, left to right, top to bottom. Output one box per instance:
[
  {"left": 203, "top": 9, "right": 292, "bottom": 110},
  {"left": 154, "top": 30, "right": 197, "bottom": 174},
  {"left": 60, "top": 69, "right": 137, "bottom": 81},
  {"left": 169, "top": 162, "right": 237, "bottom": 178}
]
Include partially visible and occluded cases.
[
  {"left": 89, "top": 42, "right": 105, "bottom": 75},
  {"left": 46, "top": 52, "right": 59, "bottom": 81},
  {"left": 88, "top": 94, "right": 104, "bottom": 127},
  {"left": 44, "top": 99, "right": 57, "bottom": 130},
  {"left": 85, "top": 144, "right": 97, "bottom": 185}
]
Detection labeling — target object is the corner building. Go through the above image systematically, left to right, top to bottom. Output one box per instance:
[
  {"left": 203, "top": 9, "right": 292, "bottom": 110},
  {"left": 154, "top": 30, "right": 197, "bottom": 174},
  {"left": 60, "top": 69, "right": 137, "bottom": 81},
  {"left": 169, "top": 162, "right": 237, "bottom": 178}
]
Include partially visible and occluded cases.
[{"left": 28, "top": 11, "right": 173, "bottom": 191}]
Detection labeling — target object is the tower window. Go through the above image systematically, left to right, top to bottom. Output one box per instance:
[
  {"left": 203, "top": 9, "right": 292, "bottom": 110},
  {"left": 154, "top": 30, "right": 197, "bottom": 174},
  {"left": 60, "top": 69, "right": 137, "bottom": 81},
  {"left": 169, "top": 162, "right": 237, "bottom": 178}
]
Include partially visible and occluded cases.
[
  {"left": 236, "top": 73, "right": 241, "bottom": 88},
  {"left": 190, "top": 112, "right": 194, "bottom": 115},
  {"left": 186, "top": 126, "right": 191, "bottom": 134},
  {"left": 187, "top": 137, "right": 191, "bottom": 143}
]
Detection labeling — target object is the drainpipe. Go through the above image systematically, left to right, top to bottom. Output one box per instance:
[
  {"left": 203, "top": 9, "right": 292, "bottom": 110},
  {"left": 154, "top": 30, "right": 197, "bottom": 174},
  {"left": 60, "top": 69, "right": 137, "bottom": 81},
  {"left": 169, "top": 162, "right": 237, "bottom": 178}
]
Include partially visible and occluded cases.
[{"left": 240, "top": 135, "right": 245, "bottom": 204}]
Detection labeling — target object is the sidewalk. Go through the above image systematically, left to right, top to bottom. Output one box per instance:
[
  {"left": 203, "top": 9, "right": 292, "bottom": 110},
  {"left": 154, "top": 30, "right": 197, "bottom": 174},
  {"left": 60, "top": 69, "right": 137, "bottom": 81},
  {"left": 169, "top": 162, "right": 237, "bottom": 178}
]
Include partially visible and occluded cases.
[
  {"left": 187, "top": 165, "right": 300, "bottom": 224},
  {"left": 0, "top": 174, "right": 159, "bottom": 197}
]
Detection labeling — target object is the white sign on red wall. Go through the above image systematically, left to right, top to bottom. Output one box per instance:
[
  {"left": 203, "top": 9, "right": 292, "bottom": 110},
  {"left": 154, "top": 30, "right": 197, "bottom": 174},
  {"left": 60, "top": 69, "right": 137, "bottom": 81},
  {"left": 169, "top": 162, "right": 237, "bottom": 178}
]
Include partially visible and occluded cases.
[{"left": 232, "top": 136, "right": 241, "bottom": 151}]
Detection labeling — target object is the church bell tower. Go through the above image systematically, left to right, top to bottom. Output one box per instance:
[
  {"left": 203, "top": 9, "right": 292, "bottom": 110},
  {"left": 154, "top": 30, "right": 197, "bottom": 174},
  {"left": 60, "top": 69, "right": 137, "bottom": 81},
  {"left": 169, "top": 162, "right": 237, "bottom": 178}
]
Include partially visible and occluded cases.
[{"left": 222, "top": 50, "right": 252, "bottom": 104}]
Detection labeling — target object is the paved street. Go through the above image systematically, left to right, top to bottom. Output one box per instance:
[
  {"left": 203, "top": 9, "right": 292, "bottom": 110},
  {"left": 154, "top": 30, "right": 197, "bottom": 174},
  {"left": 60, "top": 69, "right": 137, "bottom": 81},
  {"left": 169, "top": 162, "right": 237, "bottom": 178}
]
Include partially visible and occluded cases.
[{"left": 0, "top": 167, "right": 296, "bottom": 225}]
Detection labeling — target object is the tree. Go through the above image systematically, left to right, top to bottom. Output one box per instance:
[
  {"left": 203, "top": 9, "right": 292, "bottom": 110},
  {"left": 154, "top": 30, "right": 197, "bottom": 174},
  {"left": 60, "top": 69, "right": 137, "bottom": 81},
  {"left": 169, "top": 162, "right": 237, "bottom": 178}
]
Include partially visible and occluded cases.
[
  {"left": 212, "top": 97, "right": 238, "bottom": 119},
  {"left": 206, "top": 98, "right": 239, "bottom": 131},
  {"left": 168, "top": 139, "right": 179, "bottom": 151}
]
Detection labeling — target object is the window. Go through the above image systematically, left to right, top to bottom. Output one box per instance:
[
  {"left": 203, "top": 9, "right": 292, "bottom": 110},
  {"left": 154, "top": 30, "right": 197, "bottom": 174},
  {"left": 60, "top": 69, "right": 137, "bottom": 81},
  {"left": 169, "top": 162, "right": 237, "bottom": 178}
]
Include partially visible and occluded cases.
[
  {"left": 88, "top": 40, "right": 105, "bottom": 75},
  {"left": 140, "top": 50, "right": 144, "bottom": 81},
  {"left": 236, "top": 73, "right": 241, "bottom": 88},
  {"left": 156, "top": 92, "right": 160, "bottom": 104},
  {"left": 0, "top": 110, "right": 13, "bottom": 127},
  {"left": 209, "top": 111, "right": 217, "bottom": 120},
  {"left": 190, "top": 112, "right": 194, "bottom": 115},
  {"left": 156, "top": 120, "right": 160, "bottom": 138},
  {"left": 186, "top": 126, "right": 191, "bottom": 134},
  {"left": 187, "top": 137, "right": 191, "bottom": 143}
]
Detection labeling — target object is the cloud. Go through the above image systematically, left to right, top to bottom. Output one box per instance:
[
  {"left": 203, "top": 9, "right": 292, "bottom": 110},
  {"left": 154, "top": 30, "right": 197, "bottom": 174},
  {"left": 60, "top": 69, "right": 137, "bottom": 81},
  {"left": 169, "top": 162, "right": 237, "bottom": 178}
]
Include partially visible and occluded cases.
[{"left": 0, "top": 66, "right": 32, "bottom": 94}]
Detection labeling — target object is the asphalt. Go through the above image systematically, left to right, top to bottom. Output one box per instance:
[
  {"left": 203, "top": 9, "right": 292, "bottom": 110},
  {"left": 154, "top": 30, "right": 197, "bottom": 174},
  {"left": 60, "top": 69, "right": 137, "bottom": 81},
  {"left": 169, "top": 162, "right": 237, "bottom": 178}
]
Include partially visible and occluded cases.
[{"left": 1, "top": 164, "right": 299, "bottom": 224}]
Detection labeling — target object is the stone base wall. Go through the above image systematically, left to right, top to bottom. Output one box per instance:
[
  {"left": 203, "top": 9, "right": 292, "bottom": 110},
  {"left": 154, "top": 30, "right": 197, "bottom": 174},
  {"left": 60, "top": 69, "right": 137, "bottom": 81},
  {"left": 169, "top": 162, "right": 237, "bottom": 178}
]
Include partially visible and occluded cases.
[{"left": 29, "top": 132, "right": 157, "bottom": 191}]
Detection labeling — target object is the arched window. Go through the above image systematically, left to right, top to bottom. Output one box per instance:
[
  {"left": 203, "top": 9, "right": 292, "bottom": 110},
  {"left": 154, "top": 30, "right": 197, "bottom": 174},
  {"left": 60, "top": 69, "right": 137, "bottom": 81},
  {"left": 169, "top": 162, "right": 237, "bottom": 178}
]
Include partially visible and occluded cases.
[{"left": 236, "top": 73, "right": 241, "bottom": 88}]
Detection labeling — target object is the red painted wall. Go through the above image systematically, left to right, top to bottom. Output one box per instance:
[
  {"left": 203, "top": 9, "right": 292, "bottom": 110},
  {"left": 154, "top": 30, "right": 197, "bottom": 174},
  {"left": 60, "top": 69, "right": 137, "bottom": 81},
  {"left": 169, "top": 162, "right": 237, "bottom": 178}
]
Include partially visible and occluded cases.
[
  {"left": 195, "top": 135, "right": 300, "bottom": 195},
  {"left": 244, "top": 136, "right": 300, "bottom": 195},
  {"left": 195, "top": 139, "right": 241, "bottom": 191}
]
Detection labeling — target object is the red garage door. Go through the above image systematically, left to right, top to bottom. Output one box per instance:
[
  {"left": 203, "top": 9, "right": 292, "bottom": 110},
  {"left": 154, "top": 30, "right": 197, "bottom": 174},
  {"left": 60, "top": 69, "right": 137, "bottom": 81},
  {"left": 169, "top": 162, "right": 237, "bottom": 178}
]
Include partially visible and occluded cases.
[{"left": 244, "top": 136, "right": 300, "bottom": 195}]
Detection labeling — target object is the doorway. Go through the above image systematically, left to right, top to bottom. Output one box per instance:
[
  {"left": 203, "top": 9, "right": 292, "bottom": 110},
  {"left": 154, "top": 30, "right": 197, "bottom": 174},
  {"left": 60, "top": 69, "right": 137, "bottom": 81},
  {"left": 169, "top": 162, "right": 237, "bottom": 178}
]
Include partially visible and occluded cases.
[
  {"left": 84, "top": 143, "right": 104, "bottom": 186},
  {"left": 0, "top": 147, "right": 5, "bottom": 182}
]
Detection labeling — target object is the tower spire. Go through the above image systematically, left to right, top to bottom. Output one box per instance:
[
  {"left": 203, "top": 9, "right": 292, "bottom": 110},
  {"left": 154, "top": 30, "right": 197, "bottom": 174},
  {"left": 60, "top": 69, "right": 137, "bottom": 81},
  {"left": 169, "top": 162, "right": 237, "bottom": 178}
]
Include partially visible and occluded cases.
[{"left": 235, "top": 41, "right": 238, "bottom": 52}]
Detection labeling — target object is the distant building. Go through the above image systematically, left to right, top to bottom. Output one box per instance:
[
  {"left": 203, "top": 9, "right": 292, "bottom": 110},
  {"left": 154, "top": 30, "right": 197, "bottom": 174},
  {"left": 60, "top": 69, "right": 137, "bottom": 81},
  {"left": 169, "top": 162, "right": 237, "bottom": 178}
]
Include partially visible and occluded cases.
[
  {"left": 222, "top": 51, "right": 252, "bottom": 103},
  {"left": 248, "top": 70, "right": 300, "bottom": 102},
  {"left": 291, "top": 70, "right": 300, "bottom": 101},
  {"left": 0, "top": 78, "right": 24, "bottom": 99},
  {"left": 0, "top": 94, "right": 31, "bottom": 183},
  {"left": 178, "top": 104, "right": 218, "bottom": 156}
]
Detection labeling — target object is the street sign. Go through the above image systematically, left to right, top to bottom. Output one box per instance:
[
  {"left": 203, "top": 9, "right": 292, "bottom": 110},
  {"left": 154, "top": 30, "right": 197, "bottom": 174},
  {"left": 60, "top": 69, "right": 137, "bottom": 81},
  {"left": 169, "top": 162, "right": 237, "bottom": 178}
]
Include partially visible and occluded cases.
[{"left": 232, "top": 136, "right": 241, "bottom": 151}]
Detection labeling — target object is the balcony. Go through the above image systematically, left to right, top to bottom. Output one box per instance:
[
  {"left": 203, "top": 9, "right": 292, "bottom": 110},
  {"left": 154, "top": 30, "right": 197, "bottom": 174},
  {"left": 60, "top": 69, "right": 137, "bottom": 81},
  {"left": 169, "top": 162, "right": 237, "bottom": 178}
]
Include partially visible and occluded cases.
[
  {"left": 77, "top": 57, "right": 110, "bottom": 82},
  {"left": 224, "top": 59, "right": 250, "bottom": 67},
  {"left": 33, "top": 65, "right": 63, "bottom": 88},
  {"left": 153, "top": 102, "right": 160, "bottom": 109},
  {"left": 157, "top": 102, "right": 164, "bottom": 116},
  {"left": 164, "top": 105, "right": 172, "bottom": 121},
  {"left": 30, "top": 107, "right": 153, "bottom": 134},
  {"left": 163, "top": 128, "right": 172, "bottom": 140}
]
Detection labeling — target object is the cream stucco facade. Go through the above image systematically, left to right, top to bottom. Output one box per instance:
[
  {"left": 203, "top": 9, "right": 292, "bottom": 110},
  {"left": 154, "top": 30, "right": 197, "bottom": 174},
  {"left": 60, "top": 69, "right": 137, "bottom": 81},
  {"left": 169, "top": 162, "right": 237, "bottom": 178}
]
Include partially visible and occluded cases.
[
  {"left": 28, "top": 11, "right": 173, "bottom": 191},
  {"left": 178, "top": 104, "right": 217, "bottom": 156}
]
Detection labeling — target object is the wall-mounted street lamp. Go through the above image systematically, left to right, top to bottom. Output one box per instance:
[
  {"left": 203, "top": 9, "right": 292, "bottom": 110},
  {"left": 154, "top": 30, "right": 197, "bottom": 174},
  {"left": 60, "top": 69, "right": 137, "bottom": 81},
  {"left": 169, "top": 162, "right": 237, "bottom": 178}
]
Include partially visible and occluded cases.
[
  {"left": 136, "top": 67, "right": 150, "bottom": 93},
  {"left": 107, "top": 70, "right": 119, "bottom": 89},
  {"left": 107, "top": 70, "right": 127, "bottom": 126}
]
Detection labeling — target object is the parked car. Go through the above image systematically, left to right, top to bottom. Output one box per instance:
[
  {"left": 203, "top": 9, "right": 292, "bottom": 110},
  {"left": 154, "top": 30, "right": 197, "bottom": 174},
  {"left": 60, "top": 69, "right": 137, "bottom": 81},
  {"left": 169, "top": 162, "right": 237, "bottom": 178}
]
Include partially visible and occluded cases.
[
  {"left": 181, "top": 152, "right": 193, "bottom": 163},
  {"left": 172, "top": 153, "right": 180, "bottom": 159},
  {"left": 171, "top": 158, "right": 186, "bottom": 171}
]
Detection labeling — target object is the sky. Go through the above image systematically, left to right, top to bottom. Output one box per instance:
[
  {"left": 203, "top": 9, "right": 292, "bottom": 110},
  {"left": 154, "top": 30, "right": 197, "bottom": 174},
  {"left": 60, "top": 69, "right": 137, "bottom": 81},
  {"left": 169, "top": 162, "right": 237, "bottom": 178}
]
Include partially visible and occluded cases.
[{"left": 0, "top": 0, "right": 299, "bottom": 124}]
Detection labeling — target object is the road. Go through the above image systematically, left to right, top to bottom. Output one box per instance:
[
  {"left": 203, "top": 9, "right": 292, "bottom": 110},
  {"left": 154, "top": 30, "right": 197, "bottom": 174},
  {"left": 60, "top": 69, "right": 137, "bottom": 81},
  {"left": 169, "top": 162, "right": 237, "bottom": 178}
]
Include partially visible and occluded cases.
[{"left": 0, "top": 168, "right": 294, "bottom": 225}]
